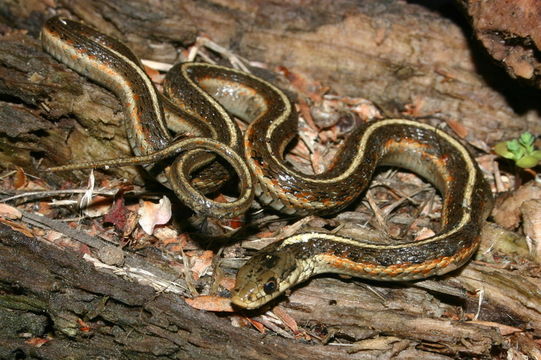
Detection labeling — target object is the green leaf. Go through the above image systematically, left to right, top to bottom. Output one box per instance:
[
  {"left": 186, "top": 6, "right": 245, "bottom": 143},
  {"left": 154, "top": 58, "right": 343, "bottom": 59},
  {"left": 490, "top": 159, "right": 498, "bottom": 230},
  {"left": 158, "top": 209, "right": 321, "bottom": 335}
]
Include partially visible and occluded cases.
[
  {"left": 519, "top": 132, "right": 534, "bottom": 147},
  {"left": 495, "top": 133, "right": 539, "bottom": 169},
  {"left": 507, "top": 139, "right": 521, "bottom": 153},
  {"left": 494, "top": 142, "right": 515, "bottom": 159},
  {"left": 514, "top": 147, "right": 526, "bottom": 161},
  {"left": 531, "top": 150, "right": 541, "bottom": 160},
  {"left": 516, "top": 155, "right": 539, "bottom": 168}
]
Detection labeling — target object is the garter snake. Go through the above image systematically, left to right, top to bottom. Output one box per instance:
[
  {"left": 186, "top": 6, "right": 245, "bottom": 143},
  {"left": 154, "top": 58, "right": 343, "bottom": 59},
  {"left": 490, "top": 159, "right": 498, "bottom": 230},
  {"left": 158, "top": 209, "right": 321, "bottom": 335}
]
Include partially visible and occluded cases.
[{"left": 40, "top": 17, "right": 493, "bottom": 310}]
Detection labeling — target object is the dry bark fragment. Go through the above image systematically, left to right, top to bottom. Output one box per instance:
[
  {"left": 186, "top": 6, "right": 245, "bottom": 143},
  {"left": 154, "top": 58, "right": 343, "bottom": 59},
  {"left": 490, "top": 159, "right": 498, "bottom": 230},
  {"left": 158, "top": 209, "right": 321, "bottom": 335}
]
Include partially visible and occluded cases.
[{"left": 461, "top": 0, "right": 541, "bottom": 86}]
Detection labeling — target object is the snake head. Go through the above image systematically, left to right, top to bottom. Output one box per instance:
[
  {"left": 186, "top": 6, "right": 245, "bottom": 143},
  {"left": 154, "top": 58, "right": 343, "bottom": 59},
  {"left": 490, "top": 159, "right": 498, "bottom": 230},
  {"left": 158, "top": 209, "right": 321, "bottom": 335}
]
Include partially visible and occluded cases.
[{"left": 231, "top": 248, "right": 302, "bottom": 309}]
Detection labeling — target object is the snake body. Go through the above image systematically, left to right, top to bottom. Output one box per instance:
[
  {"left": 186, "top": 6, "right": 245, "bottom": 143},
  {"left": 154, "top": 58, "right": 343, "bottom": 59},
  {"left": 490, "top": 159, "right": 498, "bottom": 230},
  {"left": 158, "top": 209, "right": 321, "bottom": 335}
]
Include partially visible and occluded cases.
[{"left": 41, "top": 17, "right": 493, "bottom": 310}]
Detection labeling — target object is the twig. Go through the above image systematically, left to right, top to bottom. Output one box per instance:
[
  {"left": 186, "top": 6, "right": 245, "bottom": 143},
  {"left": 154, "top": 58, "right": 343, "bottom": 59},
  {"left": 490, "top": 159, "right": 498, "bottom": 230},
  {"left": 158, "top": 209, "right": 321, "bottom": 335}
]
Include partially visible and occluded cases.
[{"left": 0, "top": 189, "right": 118, "bottom": 204}]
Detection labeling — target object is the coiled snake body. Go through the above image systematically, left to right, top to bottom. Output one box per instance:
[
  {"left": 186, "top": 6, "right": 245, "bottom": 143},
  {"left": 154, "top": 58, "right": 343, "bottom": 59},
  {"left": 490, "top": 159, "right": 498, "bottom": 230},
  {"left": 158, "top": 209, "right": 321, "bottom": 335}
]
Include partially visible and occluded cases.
[{"left": 41, "top": 17, "right": 493, "bottom": 309}]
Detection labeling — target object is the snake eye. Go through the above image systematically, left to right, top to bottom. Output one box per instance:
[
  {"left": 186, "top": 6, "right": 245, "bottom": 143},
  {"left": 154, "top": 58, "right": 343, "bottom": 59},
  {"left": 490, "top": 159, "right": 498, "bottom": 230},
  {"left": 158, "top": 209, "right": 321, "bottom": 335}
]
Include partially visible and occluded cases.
[{"left": 263, "top": 277, "right": 277, "bottom": 295}]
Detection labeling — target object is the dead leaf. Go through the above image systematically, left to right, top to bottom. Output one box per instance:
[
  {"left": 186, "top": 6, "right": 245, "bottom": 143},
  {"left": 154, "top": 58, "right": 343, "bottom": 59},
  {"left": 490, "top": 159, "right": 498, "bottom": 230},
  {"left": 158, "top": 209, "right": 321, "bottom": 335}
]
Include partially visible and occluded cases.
[
  {"left": 144, "top": 64, "right": 164, "bottom": 84},
  {"left": 298, "top": 99, "right": 318, "bottom": 131},
  {"left": 446, "top": 118, "right": 468, "bottom": 139},
  {"left": 13, "top": 167, "right": 28, "bottom": 189},
  {"left": 83, "top": 195, "right": 113, "bottom": 218},
  {"left": 138, "top": 196, "right": 172, "bottom": 235},
  {"left": 103, "top": 197, "right": 127, "bottom": 231},
  {"left": 37, "top": 201, "right": 54, "bottom": 217},
  {"left": 0, "top": 204, "right": 22, "bottom": 219},
  {"left": 123, "top": 211, "right": 139, "bottom": 238},
  {"left": 0, "top": 218, "right": 33, "bottom": 237},
  {"left": 153, "top": 227, "right": 178, "bottom": 242},
  {"left": 415, "top": 227, "right": 436, "bottom": 241},
  {"left": 45, "top": 230, "right": 63, "bottom": 242},
  {"left": 159, "top": 233, "right": 190, "bottom": 253},
  {"left": 187, "top": 250, "right": 214, "bottom": 280},
  {"left": 219, "top": 276, "right": 236, "bottom": 291},
  {"left": 185, "top": 295, "right": 234, "bottom": 312},
  {"left": 272, "top": 306, "right": 299, "bottom": 334},
  {"left": 230, "top": 314, "right": 251, "bottom": 328},
  {"left": 246, "top": 317, "right": 266, "bottom": 333},
  {"left": 25, "top": 337, "right": 50, "bottom": 347}
]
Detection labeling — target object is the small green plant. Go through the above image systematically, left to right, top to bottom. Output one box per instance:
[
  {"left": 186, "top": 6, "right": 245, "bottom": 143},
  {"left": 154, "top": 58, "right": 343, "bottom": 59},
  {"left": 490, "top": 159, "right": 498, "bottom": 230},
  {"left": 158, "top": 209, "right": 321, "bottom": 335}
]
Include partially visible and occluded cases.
[{"left": 494, "top": 132, "right": 541, "bottom": 168}]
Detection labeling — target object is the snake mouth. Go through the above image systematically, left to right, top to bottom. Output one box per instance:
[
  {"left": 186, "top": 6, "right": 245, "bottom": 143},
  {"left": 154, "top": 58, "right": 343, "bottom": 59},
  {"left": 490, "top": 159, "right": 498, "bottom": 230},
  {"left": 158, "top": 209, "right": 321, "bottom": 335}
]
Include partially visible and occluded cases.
[
  {"left": 230, "top": 282, "right": 277, "bottom": 310},
  {"left": 230, "top": 294, "right": 261, "bottom": 310}
]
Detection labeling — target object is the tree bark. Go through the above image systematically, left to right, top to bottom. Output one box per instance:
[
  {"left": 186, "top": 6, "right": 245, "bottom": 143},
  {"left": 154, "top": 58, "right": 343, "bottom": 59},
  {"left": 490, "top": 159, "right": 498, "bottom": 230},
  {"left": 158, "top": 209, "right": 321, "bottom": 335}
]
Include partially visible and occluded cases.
[
  {"left": 460, "top": 0, "right": 541, "bottom": 87},
  {"left": 1, "top": 221, "right": 371, "bottom": 360}
]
